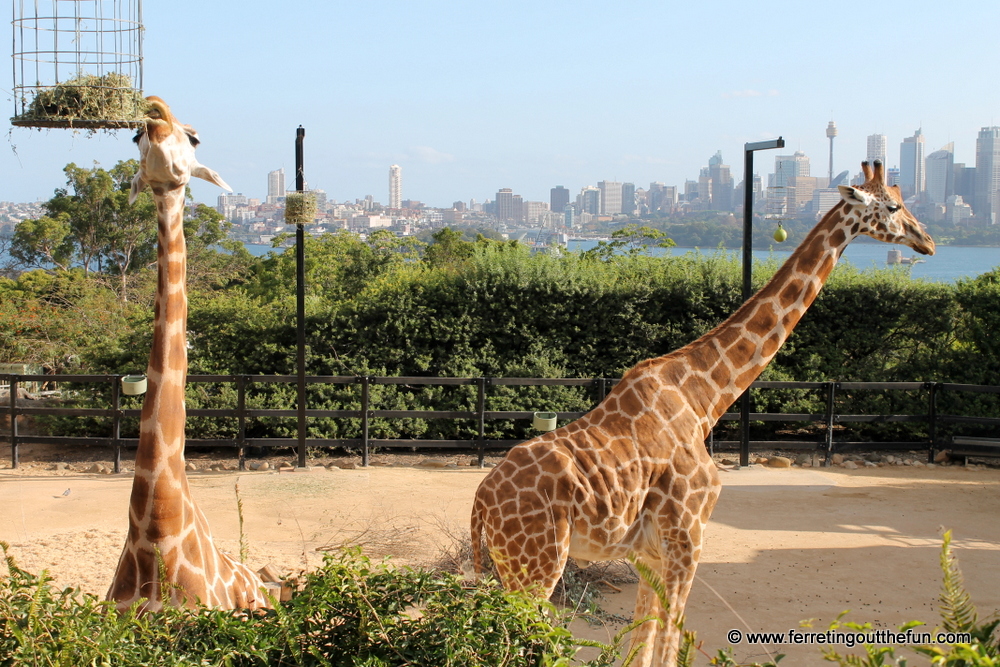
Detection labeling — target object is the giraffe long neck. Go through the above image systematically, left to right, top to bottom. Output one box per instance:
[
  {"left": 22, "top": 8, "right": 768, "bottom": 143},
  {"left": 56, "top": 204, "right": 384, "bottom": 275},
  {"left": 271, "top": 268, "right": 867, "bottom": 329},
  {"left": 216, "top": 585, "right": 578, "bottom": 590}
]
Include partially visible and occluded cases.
[
  {"left": 134, "top": 185, "right": 190, "bottom": 505},
  {"left": 663, "top": 202, "right": 856, "bottom": 426}
]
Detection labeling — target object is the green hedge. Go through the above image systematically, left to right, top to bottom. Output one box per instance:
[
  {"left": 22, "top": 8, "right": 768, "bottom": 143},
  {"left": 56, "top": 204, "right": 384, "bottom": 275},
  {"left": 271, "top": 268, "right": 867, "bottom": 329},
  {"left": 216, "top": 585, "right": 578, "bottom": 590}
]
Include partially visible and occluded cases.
[{"left": 12, "top": 241, "right": 1000, "bottom": 443}]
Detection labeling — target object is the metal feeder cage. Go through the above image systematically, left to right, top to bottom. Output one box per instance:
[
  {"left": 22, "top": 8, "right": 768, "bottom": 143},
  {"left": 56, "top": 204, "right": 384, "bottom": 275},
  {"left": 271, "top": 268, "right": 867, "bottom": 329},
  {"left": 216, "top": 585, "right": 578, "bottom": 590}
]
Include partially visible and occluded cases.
[{"left": 11, "top": 0, "right": 145, "bottom": 130}]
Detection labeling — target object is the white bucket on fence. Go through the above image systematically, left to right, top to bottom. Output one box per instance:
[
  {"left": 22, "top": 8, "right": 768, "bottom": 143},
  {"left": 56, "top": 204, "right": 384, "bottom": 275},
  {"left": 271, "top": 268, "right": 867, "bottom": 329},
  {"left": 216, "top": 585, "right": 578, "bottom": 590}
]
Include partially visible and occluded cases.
[
  {"left": 121, "top": 374, "right": 147, "bottom": 396},
  {"left": 532, "top": 411, "right": 558, "bottom": 432}
]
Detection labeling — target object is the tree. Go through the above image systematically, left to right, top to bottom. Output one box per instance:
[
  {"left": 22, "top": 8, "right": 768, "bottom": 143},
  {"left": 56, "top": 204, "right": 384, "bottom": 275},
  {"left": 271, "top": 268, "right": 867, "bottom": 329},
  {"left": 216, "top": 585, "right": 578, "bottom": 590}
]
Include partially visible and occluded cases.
[
  {"left": 11, "top": 160, "right": 158, "bottom": 300},
  {"left": 184, "top": 203, "right": 256, "bottom": 292},
  {"left": 10, "top": 214, "right": 74, "bottom": 270},
  {"left": 581, "top": 223, "right": 676, "bottom": 260},
  {"left": 423, "top": 227, "right": 475, "bottom": 268},
  {"left": 244, "top": 229, "right": 425, "bottom": 303}
]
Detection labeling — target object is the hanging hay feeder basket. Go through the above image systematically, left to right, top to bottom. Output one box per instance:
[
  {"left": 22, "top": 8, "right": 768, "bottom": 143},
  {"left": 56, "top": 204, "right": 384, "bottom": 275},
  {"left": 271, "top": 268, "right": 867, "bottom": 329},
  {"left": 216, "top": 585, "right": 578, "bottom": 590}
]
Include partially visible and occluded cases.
[
  {"left": 11, "top": 1, "right": 146, "bottom": 130},
  {"left": 285, "top": 192, "right": 318, "bottom": 225}
]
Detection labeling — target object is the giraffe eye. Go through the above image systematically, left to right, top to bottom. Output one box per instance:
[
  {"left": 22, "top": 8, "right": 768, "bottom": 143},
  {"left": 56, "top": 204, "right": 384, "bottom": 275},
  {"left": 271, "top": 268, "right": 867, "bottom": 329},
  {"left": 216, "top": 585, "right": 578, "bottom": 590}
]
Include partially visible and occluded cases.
[{"left": 886, "top": 204, "right": 901, "bottom": 213}]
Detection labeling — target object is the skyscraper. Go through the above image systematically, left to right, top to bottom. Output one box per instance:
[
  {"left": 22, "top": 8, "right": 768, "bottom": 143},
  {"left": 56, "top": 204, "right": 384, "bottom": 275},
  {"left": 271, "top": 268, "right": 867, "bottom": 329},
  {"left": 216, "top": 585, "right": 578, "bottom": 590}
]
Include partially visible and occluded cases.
[
  {"left": 975, "top": 126, "right": 1000, "bottom": 223},
  {"left": 899, "top": 129, "right": 925, "bottom": 200},
  {"left": 867, "top": 134, "right": 887, "bottom": 165},
  {"left": 925, "top": 143, "right": 954, "bottom": 206},
  {"left": 707, "top": 151, "right": 733, "bottom": 211},
  {"left": 772, "top": 151, "right": 810, "bottom": 186},
  {"left": 768, "top": 152, "right": 809, "bottom": 217},
  {"left": 389, "top": 164, "right": 402, "bottom": 209},
  {"left": 267, "top": 168, "right": 285, "bottom": 204},
  {"left": 598, "top": 181, "right": 622, "bottom": 215},
  {"left": 621, "top": 183, "right": 636, "bottom": 215},
  {"left": 550, "top": 186, "right": 570, "bottom": 214},
  {"left": 578, "top": 186, "right": 600, "bottom": 215},
  {"left": 496, "top": 188, "right": 515, "bottom": 221}
]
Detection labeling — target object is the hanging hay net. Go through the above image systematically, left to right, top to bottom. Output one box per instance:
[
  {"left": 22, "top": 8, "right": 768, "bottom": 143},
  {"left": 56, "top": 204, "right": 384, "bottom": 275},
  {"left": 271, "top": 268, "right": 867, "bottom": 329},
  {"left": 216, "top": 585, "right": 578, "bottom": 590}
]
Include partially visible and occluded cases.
[
  {"left": 11, "top": 0, "right": 145, "bottom": 130},
  {"left": 12, "top": 73, "right": 149, "bottom": 129},
  {"left": 285, "top": 192, "right": 319, "bottom": 225}
]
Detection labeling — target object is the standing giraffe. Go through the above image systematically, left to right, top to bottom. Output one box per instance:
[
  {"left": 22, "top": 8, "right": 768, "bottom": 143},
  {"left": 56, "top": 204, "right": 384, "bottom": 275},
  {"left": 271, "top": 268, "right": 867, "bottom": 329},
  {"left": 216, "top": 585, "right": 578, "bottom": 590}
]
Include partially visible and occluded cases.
[
  {"left": 106, "top": 97, "right": 270, "bottom": 612},
  {"left": 472, "top": 160, "right": 934, "bottom": 665}
]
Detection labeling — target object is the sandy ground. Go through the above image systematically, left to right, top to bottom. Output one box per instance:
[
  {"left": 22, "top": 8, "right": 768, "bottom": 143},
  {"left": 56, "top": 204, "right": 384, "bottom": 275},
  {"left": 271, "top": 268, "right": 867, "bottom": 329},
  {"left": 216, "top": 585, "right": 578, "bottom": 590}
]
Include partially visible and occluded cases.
[{"left": 1, "top": 448, "right": 999, "bottom": 666}]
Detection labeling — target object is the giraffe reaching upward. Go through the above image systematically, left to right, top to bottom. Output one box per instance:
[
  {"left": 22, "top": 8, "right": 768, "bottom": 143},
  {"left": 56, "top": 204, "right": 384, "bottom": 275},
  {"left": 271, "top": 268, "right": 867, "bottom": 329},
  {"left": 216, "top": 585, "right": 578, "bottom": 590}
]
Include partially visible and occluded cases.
[
  {"left": 106, "top": 97, "right": 270, "bottom": 612},
  {"left": 472, "top": 160, "right": 934, "bottom": 666}
]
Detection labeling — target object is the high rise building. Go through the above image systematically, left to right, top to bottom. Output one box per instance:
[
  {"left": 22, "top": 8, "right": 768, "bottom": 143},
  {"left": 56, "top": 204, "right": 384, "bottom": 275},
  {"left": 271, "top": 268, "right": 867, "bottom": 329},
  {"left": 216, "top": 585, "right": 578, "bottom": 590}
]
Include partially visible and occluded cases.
[
  {"left": 825, "top": 121, "right": 838, "bottom": 183},
  {"left": 975, "top": 126, "right": 1000, "bottom": 223},
  {"left": 899, "top": 129, "right": 925, "bottom": 200},
  {"left": 867, "top": 134, "right": 887, "bottom": 165},
  {"left": 925, "top": 143, "right": 954, "bottom": 205},
  {"left": 707, "top": 151, "right": 733, "bottom": 211},
  {"left": 772, "top": 151, "right": 810, "bottom": 186},
  {"left": 768, "top": 152, "right": 809, "bottom": 215},
  {"left": 954, "top": 163, "right": 976, "bottom": 206},
  {"left": 388, "top": 165, "right": 402, "bottom": 209},
  {"left": 267, "top": 168, "right": 285, "bottom": 204},
  {"left": 787, "top": 176, "right": 818, "bottom": 214},
  {"left": 598, "top": 181, "right": 622, "bottom": 215},
  {"left": 648, "top": 182, "right": 666, "bottom": 213},
  {"left": 621, "top": 183, "right": 636, "bottom": 215},
  {"left": 550, "top": 186, "right": 570, "bottom": 214},
  {"left": 578, "top": 186, "right": 600, "bottom": 215},
  {"left": 495, "top": 188, "right": 515, "bottom": 221},
  {"left": 512, "top": 194, "right": 524, "bottom": 223},
  {"left": 524, "top": 201, "right": 548, "bottom": 224}
]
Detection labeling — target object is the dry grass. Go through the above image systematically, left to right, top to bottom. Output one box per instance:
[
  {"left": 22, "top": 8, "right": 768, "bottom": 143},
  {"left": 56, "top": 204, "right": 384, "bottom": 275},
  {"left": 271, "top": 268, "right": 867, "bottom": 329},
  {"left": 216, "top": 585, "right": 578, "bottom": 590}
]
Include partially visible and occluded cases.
[
  {"left": 12, "top": 73, "right": 148, "bottom": 128},
  {"left": 284, "top": 192, "right": 318, "bottom": 225}
]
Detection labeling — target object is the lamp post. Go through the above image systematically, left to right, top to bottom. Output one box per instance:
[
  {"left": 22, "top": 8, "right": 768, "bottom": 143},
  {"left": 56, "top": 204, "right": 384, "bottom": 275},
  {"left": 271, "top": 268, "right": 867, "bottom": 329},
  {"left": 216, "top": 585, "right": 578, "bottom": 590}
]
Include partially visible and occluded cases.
[
  {"left": 295, "top": 126, "right": 307, "bottom": 468},
  {"left": 739, "top": 137, "right": 784, "bottom": 467}
]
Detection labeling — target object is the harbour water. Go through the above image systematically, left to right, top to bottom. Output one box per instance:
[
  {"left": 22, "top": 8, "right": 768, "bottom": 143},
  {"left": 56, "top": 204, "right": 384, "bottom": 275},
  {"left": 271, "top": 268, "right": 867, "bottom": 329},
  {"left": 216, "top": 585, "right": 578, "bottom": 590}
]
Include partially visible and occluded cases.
[{"left": 3, "top": 239, "right": 997, "bottom": 285}]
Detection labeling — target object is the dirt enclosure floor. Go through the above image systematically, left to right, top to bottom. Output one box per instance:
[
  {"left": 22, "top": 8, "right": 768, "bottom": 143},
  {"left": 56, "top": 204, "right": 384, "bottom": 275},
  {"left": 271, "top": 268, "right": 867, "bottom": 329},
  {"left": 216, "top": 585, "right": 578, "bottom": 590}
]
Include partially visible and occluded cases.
[{"left": 2, "top": 445, "right": 999, "bottom": 666}]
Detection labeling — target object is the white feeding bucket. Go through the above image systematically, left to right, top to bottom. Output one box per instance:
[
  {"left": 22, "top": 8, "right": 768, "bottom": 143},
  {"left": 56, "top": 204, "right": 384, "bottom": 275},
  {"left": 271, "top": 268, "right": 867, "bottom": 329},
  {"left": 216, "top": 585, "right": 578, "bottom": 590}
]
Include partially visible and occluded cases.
[
  {"left": 121, "top": 374, "right": 147, "bottom": 396},
  {"left": 532, "top": 411, "right": 558, "bottom": 432}
]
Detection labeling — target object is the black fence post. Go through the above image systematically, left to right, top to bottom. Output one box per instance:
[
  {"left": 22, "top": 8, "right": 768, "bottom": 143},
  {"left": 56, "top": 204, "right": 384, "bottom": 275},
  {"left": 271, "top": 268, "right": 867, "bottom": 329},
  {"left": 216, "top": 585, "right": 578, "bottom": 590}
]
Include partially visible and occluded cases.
[
  {"left": 9, "top": 375, "right": 18, "bottom": 469},
  {"left": 112, "top": 375, "right": 122, "bottom": 473},
  {"left": 237, "top": 375, "right": 247, "bottom": 471},
  {"left": 360, "top": 376, "right": 370, "bottom": 467},
  {"left": 476, "top": 377, "right": 487, "bottom": 468},
  {"left": 596, "top": 377, "right": 608, "bottom": 405},
  {"left": 927, "top": 381, "right": 938, "bottom": 463},
  {"left": 824, "top": 382, "right": 837, "bottom": 466}
]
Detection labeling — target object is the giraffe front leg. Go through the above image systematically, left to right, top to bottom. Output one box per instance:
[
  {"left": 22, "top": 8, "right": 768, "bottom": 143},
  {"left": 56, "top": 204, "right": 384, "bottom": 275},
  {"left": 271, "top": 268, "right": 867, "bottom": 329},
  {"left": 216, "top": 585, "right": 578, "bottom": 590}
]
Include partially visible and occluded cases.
[
  {"left": 626, "top": 493, "right": 716, "bottom": 666},
  {"left": 628, "top": 545, "right": 701, "bottom": 667}
]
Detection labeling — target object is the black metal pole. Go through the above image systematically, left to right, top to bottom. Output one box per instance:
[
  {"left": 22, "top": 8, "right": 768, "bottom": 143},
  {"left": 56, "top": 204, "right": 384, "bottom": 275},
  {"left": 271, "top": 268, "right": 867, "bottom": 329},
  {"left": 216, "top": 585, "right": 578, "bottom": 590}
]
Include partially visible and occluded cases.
[
  {"left": 295, "top": 127, "right": 307, "bottom": 468},
  {"left": 739, "top": 137, "right": 784, "bottom": 467},
  {"left": 740, "top": 148, "right": 754, "bottom": 467},
  {"left": 742, "top": 149, "right": 755, "bottom": 305}
]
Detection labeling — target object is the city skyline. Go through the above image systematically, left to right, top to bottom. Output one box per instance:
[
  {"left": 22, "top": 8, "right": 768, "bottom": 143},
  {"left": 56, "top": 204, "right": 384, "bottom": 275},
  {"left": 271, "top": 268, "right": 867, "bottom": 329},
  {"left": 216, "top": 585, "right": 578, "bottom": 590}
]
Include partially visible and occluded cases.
[{"left": 1, "top": 0, "right": 998, "bottom": 208}]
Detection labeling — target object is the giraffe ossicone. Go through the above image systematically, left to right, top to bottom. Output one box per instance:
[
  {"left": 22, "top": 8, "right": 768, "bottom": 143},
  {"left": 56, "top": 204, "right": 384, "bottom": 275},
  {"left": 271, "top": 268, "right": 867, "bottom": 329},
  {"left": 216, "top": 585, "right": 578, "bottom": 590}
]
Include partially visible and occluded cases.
[
  {"left": 107, "top": 97, "right": 271, "bottom": 613},
  {"left": 472, "top": 160, "right": 933, "bottom": 666}
]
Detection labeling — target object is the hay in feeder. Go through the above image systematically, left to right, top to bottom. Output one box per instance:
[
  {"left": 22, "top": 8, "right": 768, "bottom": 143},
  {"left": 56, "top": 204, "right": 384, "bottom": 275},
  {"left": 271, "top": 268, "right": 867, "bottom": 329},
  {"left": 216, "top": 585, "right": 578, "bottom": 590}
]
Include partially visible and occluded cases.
[
  {"left": 11, "top": 73, "right": 149, "bottom": 129},
  {"left": 285, "top": 192, "right": 318, "bottom": 225}
]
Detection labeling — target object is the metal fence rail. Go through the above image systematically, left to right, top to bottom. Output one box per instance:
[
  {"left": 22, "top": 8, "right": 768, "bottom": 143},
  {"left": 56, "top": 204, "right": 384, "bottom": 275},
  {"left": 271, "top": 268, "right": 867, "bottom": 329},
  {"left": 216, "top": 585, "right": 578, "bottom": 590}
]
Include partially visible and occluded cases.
[{"left": 3, "top": 374, "right": 998, "bottom": 471}]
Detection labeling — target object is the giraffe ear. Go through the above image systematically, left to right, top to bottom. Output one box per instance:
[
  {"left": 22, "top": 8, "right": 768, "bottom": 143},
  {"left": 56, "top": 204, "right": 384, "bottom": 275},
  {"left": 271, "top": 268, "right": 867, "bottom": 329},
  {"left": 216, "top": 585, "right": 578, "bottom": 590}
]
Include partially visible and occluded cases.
[
  {"left": 192, "top": 163, "right": 232, "bottom": 192},
  {"left": 129, "top": 172, "right": 146, "bottom": 205},
  {"left": 838, "top": 184, "right": 873, "bottom": 207}
]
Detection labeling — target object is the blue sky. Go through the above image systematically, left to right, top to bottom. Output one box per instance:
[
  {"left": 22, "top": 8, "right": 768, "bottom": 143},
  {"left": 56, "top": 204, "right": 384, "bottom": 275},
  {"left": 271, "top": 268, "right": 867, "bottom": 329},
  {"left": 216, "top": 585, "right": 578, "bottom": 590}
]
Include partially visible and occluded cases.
[{"left": 3, "top": 0, "right": 999, "bottom": 208}]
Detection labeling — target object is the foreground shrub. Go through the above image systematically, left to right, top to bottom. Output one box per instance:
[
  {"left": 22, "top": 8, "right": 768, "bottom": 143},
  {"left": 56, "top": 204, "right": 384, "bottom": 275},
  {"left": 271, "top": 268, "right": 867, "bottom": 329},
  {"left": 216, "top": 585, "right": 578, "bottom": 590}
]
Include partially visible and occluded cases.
[{"left": 0, "top": 544, "right": 625, "bottom": 667}]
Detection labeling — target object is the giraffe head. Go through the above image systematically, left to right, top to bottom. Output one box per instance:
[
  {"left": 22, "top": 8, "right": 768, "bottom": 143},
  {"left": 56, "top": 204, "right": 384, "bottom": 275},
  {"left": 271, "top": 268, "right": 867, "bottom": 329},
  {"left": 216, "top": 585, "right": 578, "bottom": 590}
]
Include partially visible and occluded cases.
[
  {"left": 129, "top": 96, "right": 231, "bottom": 204},
  {"left": 837, "top": 160, "right": 935, "bottom": 255}
]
